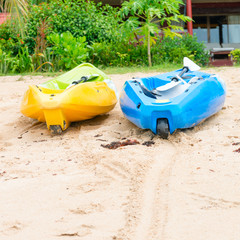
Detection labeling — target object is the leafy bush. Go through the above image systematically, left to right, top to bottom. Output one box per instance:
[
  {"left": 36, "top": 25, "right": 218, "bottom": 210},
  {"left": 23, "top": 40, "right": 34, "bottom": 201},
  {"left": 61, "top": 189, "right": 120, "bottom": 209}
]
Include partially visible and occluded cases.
[
  {"left": 25, "top": 0, "right": 121, "bottom": 53},
  {"left": 31, "top": 18, "right": 53, "bottom": 72},
  {"left": 0, "top": 22, "right": 25, "bottom": 56},
  {"left": 47, "top": 31, "right": 88, "bottom": 70},
  {"left": 89, "top": 34, "right": 210, "bottom": 67},
  {"left": 152, "top": 34, "right": 210, "bottom": 66},
  {"left": 179, "top": 34, "right": 210, "bottom": 66},
  {"left": 152, "top": 37, "right": 191, "bottom": 65},
  {"left": 89, "top": 40, "right": 148, "bottom": 67},
  {"left": 0, "top": 46, "right": 33, "bottom": 74},
  {"left": 12, "top": 47, "right": 34, "bottom": 73},
  {"left": 0, "top": 49, "right": 14, "bottom": 74},
  {"left": 230, "top": 49, "right": 240, "bottom": 64}
]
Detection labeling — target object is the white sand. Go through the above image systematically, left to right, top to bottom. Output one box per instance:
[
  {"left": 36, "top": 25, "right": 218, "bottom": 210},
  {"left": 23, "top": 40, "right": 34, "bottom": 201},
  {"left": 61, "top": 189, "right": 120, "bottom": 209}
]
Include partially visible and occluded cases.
[{"left": 0, "top": 67, "right": 240, "bottom": 240}]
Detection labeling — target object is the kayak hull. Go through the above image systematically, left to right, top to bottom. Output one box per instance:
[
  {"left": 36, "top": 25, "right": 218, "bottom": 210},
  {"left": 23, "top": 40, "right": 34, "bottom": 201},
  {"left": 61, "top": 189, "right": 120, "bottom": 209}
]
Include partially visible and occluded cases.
[
  {"left": 21, "top": 63, "right": 117, "bottom": 131},
  {"left": 120, "top": 70, "right": 226, "bottom": 135}
]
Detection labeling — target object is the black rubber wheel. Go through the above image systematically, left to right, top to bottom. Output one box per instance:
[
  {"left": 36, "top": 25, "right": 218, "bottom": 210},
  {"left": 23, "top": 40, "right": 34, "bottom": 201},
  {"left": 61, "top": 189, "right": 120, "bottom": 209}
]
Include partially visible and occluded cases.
[
  {"left": 156, "top": 118, "right": 169, "bottom": 139},
  {"left": 50, "top": 125, "right": 63, "bottom": 135}
]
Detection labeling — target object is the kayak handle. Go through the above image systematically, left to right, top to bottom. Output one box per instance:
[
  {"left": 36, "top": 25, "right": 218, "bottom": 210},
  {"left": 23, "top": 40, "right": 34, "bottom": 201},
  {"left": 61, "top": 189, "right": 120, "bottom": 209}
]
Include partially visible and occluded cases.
[
  {"left": 172, "top": 66, "right": 189, "bottom": 82},
  {"left": 178, "top": 66, "right": 189, "bottom": 78},
  {"left": 66, "top": 74, "right": 100, "bottom": 90},
  {"left": 72, "top": 76, "right": 88, "bottom": 85}
]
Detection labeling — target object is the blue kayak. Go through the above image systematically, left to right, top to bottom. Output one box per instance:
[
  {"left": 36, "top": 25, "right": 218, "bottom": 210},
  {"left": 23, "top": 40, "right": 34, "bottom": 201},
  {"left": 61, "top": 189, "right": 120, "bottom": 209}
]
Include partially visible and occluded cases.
[{"left": 120, "top": 60, "right": 226, "bottom": 139}]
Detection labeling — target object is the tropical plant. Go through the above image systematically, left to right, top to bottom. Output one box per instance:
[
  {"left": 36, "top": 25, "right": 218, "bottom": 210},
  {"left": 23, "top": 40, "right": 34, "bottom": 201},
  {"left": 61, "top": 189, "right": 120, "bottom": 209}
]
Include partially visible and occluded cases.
[
  {"left": 0, "top": 0, "right": 28, "bottom": 37},
  {"left": 25, "top": 0, "right": 121, "bottom": 52},
  {"left": 119, "top": 0, "right": 191, "bottom": 66},
  {"left": 32, "top": 17, "right": 53, "bottom": 71},
  {"left": 0, "top": 20, "right": 25, "bottom": 56},
  {"left": 47, "top": 31, "right": 88, "bottom": 70},
  {"left": 88, "top": 34, "right": 209, "bottom": 67},
  {"left": 152, "top": 34, "right": 209, "bottom": 66},
  {"left": 89, "top": 40, "right": 148, "bottom": 67},
  {"left": 12, "top": 46, "right": 34, "bottom": 72},
  {"left": 0, "top": 48, "right": 14, "bottom": 73},
  {"left": 230, "top": 49, "right": 240, "bottom": 64}
]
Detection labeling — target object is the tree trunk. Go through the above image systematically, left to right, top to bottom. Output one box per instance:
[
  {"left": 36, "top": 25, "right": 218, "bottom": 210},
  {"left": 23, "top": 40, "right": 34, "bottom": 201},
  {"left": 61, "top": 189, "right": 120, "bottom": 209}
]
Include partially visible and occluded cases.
[{"left": 147, "top": 30, "right": 152, "bottom": 67}]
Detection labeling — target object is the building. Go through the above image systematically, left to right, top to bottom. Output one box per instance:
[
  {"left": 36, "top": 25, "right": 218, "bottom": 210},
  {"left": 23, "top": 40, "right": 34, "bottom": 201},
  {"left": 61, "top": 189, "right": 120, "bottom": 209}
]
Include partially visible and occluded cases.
[
  {"left": 186, "top": 0, "right": 240, "bottom": 65},
  {"left": 188, "top": 0, "right": 240, "bottom": 48}
]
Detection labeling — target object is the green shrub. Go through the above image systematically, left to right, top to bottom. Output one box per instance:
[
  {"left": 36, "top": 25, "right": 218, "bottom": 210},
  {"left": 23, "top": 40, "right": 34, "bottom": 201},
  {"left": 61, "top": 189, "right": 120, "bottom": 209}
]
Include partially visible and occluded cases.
[
  {"left": 25, "top": 0, "right": 121, "bottom": 53},
  {"left": 0, "top": 22, "right": 25, "bottom": 56},
  {"left": 47, "top": 31, "right": 88, "bottom": 70},
  {"left": 89, "top": 34, "right": 210, "bottom": 67},
  {"left": 152, "top": 34, "right": 210, "bottom": 66},
  {"left": 180, "top": 34, "right": 210, "bottom": 66},
  {"left": 152, "top": 37, "right": 191, "bottom": 65},
  {"left": 88, "top": 40, "right": 148, "bottom": 67},
  {"left": 0, "top": 46, "right": 34, "bottom": 74},
  {"left": 12, "top": 47, "right": 34, "bottom": 73},
  {"left": 0, "top": 49, "right": 14, "bottom": 74},
  {"left": 230, "top": 49, "right": 240, "bottom": 64}
]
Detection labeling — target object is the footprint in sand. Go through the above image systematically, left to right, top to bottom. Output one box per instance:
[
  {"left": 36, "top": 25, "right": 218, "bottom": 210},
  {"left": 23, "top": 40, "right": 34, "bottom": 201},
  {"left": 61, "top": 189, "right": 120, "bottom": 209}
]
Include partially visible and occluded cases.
[
  {"left": 189, "top": 192, "right": 240, "bottom": 210},
  {"left": 69, "top": 203, "right": 104, "bottom": 215},
  {"left": 0, "top": 221, "right": 24, "bottom": 235},
  {"left": 58, "top": 224, "right": 94, "bottom": 238}
]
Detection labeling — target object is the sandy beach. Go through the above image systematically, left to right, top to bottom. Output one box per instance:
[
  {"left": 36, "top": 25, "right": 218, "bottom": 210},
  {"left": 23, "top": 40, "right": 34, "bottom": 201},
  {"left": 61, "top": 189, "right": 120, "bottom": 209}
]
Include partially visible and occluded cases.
[{"left": 0, "top": 66, "right": 240, "bottom": 240}]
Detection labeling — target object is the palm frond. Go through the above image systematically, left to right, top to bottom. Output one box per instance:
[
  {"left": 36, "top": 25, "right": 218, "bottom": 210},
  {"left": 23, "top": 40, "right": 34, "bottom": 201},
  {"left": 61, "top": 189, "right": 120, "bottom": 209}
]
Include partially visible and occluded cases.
[
  {"left": 0, "top": 0, "right": 28, "bottom": 37},
  {"left": 1, "top": 0, "right": 28, "bottom": 16}
]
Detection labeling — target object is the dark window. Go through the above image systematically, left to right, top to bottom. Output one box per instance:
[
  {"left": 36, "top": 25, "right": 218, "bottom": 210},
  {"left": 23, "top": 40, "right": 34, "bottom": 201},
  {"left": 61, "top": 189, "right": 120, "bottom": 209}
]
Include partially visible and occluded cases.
[{"left": 186, "top": 15, "right": 240, "bottom": 44}]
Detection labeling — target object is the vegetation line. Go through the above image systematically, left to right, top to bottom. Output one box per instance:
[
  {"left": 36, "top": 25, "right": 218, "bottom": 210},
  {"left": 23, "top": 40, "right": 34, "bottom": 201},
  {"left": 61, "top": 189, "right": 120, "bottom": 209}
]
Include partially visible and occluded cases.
[{"left": 0, "top": 0, "right": 239, "bottom": 75}]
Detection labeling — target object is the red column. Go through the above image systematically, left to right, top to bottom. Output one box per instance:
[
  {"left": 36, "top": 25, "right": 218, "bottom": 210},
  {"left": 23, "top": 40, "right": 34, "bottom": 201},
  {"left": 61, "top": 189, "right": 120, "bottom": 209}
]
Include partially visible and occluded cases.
[{"left": 186, "top": 0, "right": 193, "bottom": 35}]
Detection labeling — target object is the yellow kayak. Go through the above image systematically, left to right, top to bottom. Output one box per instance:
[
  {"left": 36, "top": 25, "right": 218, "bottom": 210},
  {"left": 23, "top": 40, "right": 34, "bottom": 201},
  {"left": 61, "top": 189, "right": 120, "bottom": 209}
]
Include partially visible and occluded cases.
[{"left": 21, "top": 63, "right": 118, "bottom": 133}]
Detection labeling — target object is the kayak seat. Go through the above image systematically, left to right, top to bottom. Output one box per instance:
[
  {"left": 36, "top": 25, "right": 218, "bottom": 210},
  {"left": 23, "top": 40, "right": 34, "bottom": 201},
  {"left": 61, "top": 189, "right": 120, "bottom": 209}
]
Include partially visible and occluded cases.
[
  {"left": 40, "top": 80, "right": 69, "bottom": 90},
  {"left": 55, "top": 80, "right": 69, "bottom": 90},
  {"left": 133, "top": 80, "right": 158, "bottom": 99},
  {"left": 156, "top": 80, "right": 181, "bottom": 92},
  {"left": 157, "top": 82, "right": 189, "bottom": 99}
]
